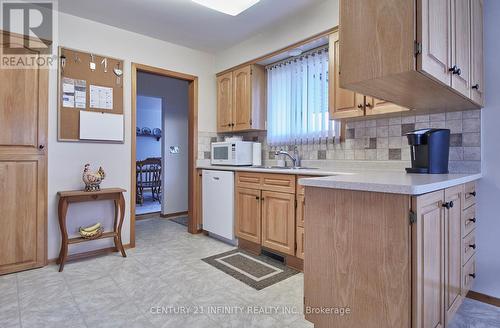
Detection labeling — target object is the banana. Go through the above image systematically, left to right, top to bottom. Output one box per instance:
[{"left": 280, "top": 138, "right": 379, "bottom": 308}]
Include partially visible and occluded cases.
[{"left": 81, "top": 223, "right": 102, "bottom": 233}]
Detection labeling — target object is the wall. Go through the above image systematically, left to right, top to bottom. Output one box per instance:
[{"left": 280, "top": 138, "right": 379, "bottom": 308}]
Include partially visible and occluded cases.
[
  {"left": 214, "top": 0, "right": 339, "bottom": 72},
  {"left": 475, "top": 0, "right": 500, "bottom": 298},
  {"left": 46, "top": 11, "right": 215, "bottom": 260},
  {"left": 137, "top": 72, "right": 189, "bottom": 215},
  {"left": 136, "top": 96, "right": 162, "bottom": 161}
]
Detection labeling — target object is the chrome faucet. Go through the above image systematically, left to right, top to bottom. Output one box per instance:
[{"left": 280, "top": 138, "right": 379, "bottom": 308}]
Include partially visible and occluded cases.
[{"left": 275, "top": 147, "right": 301, "bottom": 168}]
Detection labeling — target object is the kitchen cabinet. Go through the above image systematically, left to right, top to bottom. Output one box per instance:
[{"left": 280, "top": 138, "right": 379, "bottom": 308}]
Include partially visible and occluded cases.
[
  {"left": 339, "top": 0, "right": 483, "bottom": 112},
  {"left": 471, "top": 0, "right": 484, "bottom": 105},
  {"left": 0, "top": 31, "right": 48, "bottom": 275},
  {"left": 329, "top": 31, "right": 408, "bottom": 119},
  {"left": 216, "top": 64, "right": 266, "bottom": 133},
  {"left": 216, "top": 72, "right": 233, "bottom": 132},
  {"left": 235, "top": 172, "right": 301, "bottom": 258},
  {"left": 304, "top": 182, "right": 477, "bottom": 328},
  {"left": 235, "top": 187, "right": 262, "bottom": 244},
  {"left": 261, "top": 190, "right": 295, "bottom": 255},
  {"left": 296, "top": 227, "right": 304, "bottom": 260}
]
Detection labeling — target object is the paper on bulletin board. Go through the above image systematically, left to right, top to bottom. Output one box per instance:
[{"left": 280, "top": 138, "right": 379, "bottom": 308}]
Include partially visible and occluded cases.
[
  {"left": 62, "top": 77, "right": 75, "bottom": 108},
  {"left": 74, "top": 79, "right": 87, "bottom": 109},
  {"left": 90, "top": 85, "right": 113, "bottom": 110}
]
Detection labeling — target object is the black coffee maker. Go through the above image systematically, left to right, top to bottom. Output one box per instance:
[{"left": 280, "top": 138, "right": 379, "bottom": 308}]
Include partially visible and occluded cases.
[{"left": 405, "top": 129, "right": 450, "bottom": 174}]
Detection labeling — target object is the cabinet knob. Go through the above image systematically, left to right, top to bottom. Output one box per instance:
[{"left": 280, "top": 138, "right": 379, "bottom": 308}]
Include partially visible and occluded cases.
[
  {"left": 449, "top": 65, "right": 461, "bottom": 75},
  {"left": 472, "top": 84, "right": 480, "bottom": 90},
  {"left": 366, "top": 103, "right": 372, "bottom": 108},
  {"left": 357, "top": 104, "right": 363, "bottom": 109},
  {"left": 39, "top": 145, "right": 45, "bottom": 150},
  {"left": 469, "top": 191, "right": 476, "bottom": 197},
  {"left": 255, "top": 196, "right": 259, "bottom": 200},
  {"left": 442, "top": 201, "right": 454, "bottom": 209},
  {"left": 468, "top": 217, "right": 477, "bottom": 223},
  {"left": 469, "top": 244, "right": 476, "bottom": 250},
  {"left": 469, "top": 273, "right": 476, "bottom": 279}
]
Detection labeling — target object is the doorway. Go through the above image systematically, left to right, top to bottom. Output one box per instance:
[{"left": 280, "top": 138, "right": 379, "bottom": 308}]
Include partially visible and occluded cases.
[{"left": 131, "top": 63, "right": 201, "bottom": 248}]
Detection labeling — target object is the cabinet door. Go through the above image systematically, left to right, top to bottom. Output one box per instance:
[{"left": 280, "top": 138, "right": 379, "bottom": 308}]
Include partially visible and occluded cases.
[
  {"left": 419, "top": 0, "right": 452, "bottom": 86},
  {"left": 451, "top": 0, "right": 471, "bottom": 97},
  {"left": 470, "top": 0, "right": 484, "bottom": 105},
  {"left": 0, "top": 32, "right": 47, "bottom": 154},
  {"left": 328, "top": 32, "right": 365, "bottom": 119},
  {"left": 233, "top": 65, "right": 252, "bottom": 131},
  {"left": 216, "top": 72, "right": 233, "bottom": 132},
  {"left": 365, "top": 98, "right": 410, "bottom": 116},
  {"left": 0, "top": 156, "right": 46, "bottom": 274},
  {"left": 444, "top": 186, "right": 463, "bottom": 324},
  {"left": 235, "top": 187, "right": 261, "bottom": 244},
  {"left": 261, "top": 191, "right": 295, "bottom": 255},
  {"left": 412, "top": 191, "right": 445, "bottom": 328},
  {"left": 296, "top": 194, "right": 305, "bottom": 228}
]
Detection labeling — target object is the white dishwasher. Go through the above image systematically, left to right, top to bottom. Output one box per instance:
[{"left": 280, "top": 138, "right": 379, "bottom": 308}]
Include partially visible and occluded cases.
[{"left": 202, "top": 170, "right": 235, "bottom": 242}]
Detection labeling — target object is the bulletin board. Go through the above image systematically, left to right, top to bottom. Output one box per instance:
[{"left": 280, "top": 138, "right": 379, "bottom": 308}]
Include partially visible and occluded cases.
[{"left": 57, "top": 47, "right": 124, "bottom": 142}]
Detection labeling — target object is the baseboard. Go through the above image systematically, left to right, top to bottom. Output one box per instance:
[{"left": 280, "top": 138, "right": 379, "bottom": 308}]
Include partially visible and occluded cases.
[
  {"left": 136, "top": 211, "right": 161, "bottom": 220},
  {"left": 160, "top": 211, "right": 188, "bottom": 219},
  {"left": 47, "top": 243, "right": 132, "bottom": 264},
  {"left": 467, "top": 290, "right": 500, "bottom": 308}
]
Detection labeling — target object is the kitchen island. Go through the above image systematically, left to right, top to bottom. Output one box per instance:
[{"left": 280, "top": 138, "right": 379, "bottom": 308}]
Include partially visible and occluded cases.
[{"left": 299, "top": 173, "right": 481, "bottom": 328}]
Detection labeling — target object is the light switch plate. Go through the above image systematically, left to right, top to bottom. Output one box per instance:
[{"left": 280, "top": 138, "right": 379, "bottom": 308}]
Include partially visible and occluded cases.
[{"left": 169, "top": 146, "right": 180, "bottom": 154}]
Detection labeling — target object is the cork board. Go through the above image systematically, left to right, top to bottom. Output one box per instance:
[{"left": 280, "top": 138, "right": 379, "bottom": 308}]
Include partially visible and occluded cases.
[{"left": 57, "top": 47, "right": 124, "bottom": 142}]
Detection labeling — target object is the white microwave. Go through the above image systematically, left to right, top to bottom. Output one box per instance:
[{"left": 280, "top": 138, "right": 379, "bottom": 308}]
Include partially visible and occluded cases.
[{"left": 211, "top": 141, "right": 253, "bottom": 166}]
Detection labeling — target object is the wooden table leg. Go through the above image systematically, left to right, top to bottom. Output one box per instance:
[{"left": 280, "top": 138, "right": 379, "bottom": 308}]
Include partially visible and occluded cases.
[
  {"left": 114, "top": 192, "right": 127, "bottom": 257},
  {"left": 57, "top": 198, "right": 69, "bottom": 272}
]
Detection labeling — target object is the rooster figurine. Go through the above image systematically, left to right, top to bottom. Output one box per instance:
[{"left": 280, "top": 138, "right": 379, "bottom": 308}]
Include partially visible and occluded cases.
[{"left": 82, "top": 164, "right": 106, "bottom": 191}]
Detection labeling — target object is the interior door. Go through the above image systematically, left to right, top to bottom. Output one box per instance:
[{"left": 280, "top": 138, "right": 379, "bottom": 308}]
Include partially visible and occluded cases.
[
  {"left": 418, "top": 0, "right": 452, "bottom": 86},
  {"left": 451, "top": 0, "right": 471, "bottom": 97},
  {"left": 470, "top": 0, "right": 484, "bottom": 105},
  {"left": 0, "top": 31, "right": 48, "bottom": 274},
  {"left": 329, "top": 32, "right": 365, "bottom": 119},
  {"left": 233, "top": 65, "right": 252, "bottom": 131},
  {"left": 216, "top": 71, "right": 233, "bottom": 132},
  {"left": 444, "top": 186, "right": 463, "bottom": 325},
  {"left": 235, "top": 187, "right": 261, "bottom": 244},
  {"left": 261, "top": 190, "right": 295, "bottom": 255},
  {"left": 412, "top": 191, "right": 445, "bottom": 328}
]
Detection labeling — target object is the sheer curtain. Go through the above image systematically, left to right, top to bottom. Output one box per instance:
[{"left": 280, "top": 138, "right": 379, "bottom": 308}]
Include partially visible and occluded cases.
[{"left": 266, "top": 46, "right": 340, "bottom": 146}]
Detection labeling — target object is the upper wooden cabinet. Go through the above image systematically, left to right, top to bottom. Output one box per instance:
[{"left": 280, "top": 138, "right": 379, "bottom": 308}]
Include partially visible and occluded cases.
[
  {"left": 339, "top": 0, "right": 484, "bottom": 111},
  {"left": 329, "top": 32, "right": 408, "bottom": 119},
  {"left": 216, "top": 64, "right": 266, "bottom": 133}
]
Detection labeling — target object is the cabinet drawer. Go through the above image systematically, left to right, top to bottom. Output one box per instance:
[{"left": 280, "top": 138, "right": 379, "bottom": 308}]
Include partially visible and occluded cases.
[
  {"left": 235, "top": 172, "right": 262, "bottom": 189},
  {"left": 261, "top": 174, "right": 296, "bottom": 193},
  {"left": 462, "top": 182, "right": 477, "bottom": 210},
  {"left": 462, "top": 205, "right": 476, "bottom": 237},
  {"left": 296, "top": 226, "right": 304, "bottom": 260},
  {"left": 462, "top": 231, "right": 476, "bottom": 266},
  {"left": 462, "top": 256, "right": 476, "bottom": 296}
]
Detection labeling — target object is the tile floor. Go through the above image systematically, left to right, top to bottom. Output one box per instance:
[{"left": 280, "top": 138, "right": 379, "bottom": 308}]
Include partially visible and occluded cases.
[
  {"left": 135, "top": 194, "right": 161, "bottom": 216},
  {"left": 0, "top": 217, "right": 499, "bottom": 328}
]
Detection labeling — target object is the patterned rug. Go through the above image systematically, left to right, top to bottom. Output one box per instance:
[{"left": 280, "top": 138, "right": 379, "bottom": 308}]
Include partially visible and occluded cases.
[
  {"left": 170, "top": 216, "right": 188, "bottom": 227},
  {"left": 202, "top": 249, "right": 299, "bottom": 290}
]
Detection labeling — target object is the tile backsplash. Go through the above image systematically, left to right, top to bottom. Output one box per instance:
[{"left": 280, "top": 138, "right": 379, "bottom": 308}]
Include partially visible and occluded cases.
[{"left": 198, "top": 110, "right": 481, "bottom": 173}]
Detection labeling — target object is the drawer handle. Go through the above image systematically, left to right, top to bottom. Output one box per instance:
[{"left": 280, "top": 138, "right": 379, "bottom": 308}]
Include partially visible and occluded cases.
[
  {"left": 472, "top": 84, "right": 480, "bottom": 90},
  {"left": 469, "top": 191, "right": 477, "bottom": 197},
  {"left": 442, "top": 201, "right": 454, "bottom": 209},
  {"left": 468, "top": 217, "right": 477, "bottom": 223},
  {"left": 469, "top": 244, "right": 476, "bottom": 250},
  {"left": 469, "top": 273, "right": 476, "bottom": 279}
]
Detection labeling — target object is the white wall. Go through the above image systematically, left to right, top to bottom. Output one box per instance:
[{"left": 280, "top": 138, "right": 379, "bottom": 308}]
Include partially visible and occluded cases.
[
  {"left": 214, "top": 0, "right": 339, "bottom": 72},
  {"left": 474, "top": 0, "right": 500, "bottom": 298},
  {"left": 47, "top": 12, "right": 215, "bottom": 259},
  {"left": 137, "top": 72, "right": 189, "bottom": 215},
  {"left": 136, "top": 96, "right": 162, "bottom": 161}
]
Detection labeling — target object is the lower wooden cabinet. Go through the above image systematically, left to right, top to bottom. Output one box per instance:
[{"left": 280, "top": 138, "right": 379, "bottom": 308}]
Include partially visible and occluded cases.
[
  {"left": 235, "top": 187, "right": 261, "bottom": 244},
  {"left": 261, "top": 191, "right": 295, "bottom": 255},
  {"left": 296, "top": 194, "right": 305, "bottom": 228},
  {"left": 296, "top": 227, "right": 304, "bottom": 260}
]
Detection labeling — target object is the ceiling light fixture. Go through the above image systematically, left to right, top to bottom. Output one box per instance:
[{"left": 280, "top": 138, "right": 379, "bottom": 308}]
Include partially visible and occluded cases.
[{"left": 191, "top": 0, "right": 261, "bottom": 16}]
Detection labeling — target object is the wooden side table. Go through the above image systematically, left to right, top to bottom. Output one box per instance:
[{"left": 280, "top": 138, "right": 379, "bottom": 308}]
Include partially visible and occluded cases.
[{"left": 57, "top": 188, "right": 127, "bottom": 272}]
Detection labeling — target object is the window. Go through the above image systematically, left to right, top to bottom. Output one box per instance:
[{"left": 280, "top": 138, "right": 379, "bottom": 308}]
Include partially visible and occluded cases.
[{"left": 266, "top": 46, "right": 340, "bottom": 146}]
